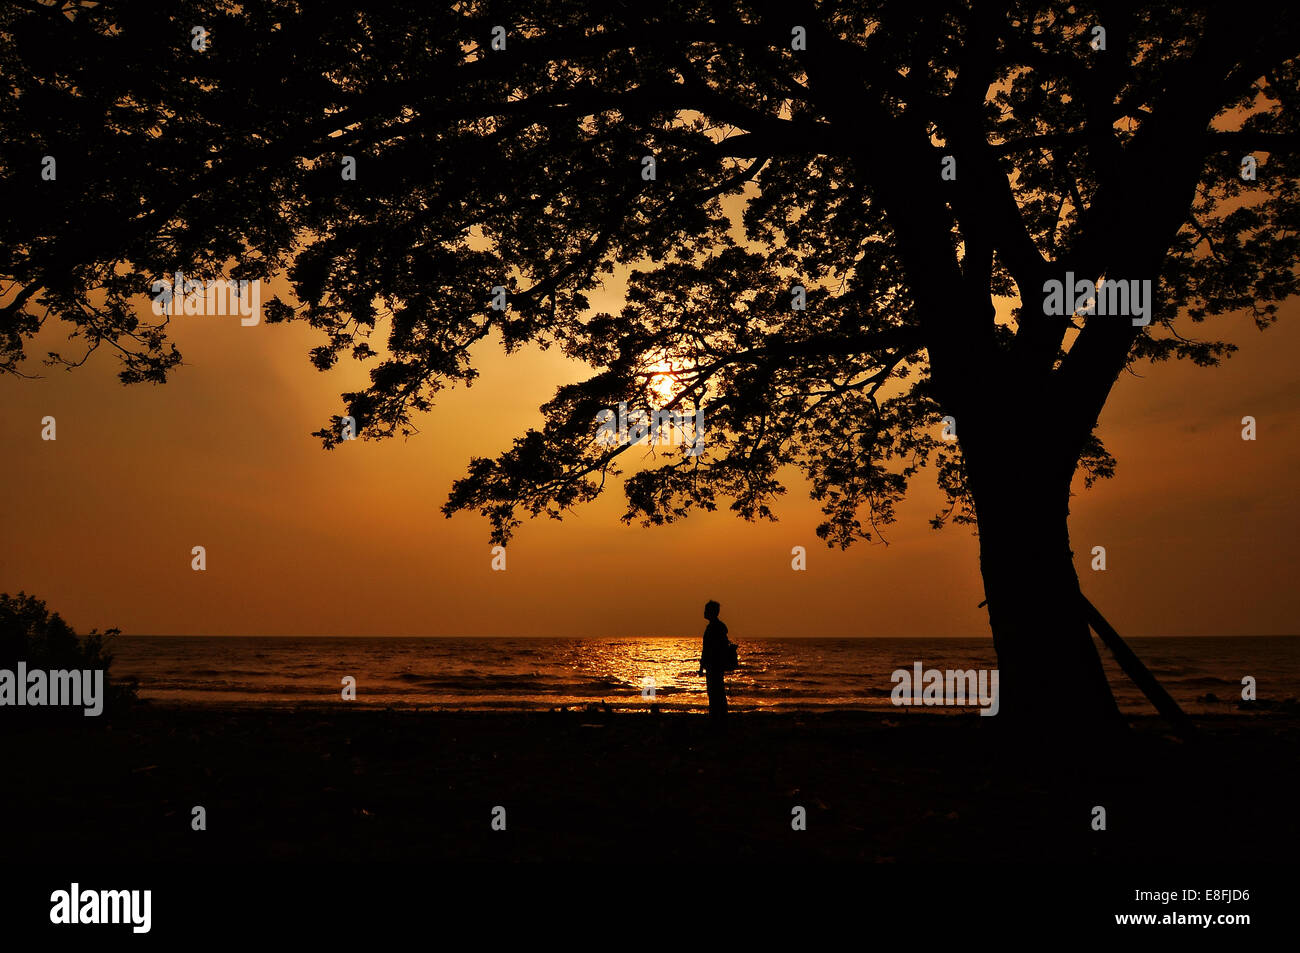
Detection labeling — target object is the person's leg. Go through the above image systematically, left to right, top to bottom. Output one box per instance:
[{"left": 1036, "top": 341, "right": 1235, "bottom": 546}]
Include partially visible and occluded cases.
[{"left": 707, "top": 670, "right": 726, "bottom": 721}]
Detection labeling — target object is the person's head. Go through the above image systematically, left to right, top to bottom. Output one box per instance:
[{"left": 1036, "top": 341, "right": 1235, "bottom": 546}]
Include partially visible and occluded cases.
[{"left": 704, "top": 600, "right": 720, "bottom": 621}]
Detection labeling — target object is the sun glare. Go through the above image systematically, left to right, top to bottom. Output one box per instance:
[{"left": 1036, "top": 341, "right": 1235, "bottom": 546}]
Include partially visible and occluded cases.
[{"left": 642, "top": 353, "right": 694, "bottom": 407}]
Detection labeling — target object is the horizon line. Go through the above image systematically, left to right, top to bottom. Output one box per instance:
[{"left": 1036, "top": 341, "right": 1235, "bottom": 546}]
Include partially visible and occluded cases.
[{"left": 109, "top": 632, "right": 1300, "bottom": 640}]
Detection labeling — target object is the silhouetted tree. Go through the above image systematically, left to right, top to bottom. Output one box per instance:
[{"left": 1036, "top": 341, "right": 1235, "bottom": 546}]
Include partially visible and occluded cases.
[
  {"left": 2, "top": 2, "right": 1298, "bottom": 734},
  {"left": 0, "top": 591, "right": 136, "bottom": 717}
]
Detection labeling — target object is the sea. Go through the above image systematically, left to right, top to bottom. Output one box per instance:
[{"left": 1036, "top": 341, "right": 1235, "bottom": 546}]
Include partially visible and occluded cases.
[{"left": 107, "top": 635, "right": 1300, "bottom": 715}]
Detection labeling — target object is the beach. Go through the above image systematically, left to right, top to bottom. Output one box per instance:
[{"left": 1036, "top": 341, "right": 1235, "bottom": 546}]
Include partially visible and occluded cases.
[{"left": 8, "top": 707, "right": 1297, "bottom": 864}]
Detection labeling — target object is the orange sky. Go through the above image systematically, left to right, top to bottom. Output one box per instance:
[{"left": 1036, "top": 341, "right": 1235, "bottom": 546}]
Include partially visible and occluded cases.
[{"left": 2, "top": 269, "right": 1297, "bottom": 639}]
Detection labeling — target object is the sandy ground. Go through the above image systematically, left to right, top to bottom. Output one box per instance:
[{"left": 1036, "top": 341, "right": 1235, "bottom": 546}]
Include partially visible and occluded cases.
[{"left": 5, "top": 706, "right": 1297, "bottom": 863}]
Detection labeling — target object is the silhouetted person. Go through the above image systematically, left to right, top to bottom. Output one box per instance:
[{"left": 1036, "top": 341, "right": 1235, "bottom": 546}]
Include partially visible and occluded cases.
[{"left": 698, "top": 600, "right": 729, "bottom": 722}]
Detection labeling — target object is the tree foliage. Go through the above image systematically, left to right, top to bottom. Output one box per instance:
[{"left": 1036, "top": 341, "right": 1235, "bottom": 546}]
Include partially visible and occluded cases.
[
  {"left": 2, "top": 1, "right": 1297, "bottom": 546},
  {"left": 0, "top": 591, "right": 136, "bottom": 715}
]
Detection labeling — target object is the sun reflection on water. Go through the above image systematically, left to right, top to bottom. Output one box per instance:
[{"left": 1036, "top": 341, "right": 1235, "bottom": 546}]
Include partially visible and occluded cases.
[{"left": 562, "top": 637, "right": 766, "bottom": 711}]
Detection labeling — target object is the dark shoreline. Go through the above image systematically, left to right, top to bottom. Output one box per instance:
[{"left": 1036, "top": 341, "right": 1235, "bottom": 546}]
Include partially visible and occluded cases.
[{"left": 6, "top": 707, "right": 1297, "bottom": 863}]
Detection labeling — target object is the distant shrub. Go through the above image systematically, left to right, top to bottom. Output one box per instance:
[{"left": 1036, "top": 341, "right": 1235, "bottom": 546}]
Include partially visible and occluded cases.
[{"left": 0, "top": 591, "right": 138, "bottom": 719}]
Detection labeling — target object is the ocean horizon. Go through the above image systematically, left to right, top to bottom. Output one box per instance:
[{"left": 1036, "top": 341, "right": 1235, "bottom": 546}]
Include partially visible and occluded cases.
[{"left": 107, "top": 635, "right": 1300, "bottom": 714}]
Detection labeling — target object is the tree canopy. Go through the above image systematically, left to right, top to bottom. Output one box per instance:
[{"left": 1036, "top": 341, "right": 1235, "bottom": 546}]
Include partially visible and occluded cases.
[{"left": 3, "top": 1, "right": 1297, "bottom": 548}]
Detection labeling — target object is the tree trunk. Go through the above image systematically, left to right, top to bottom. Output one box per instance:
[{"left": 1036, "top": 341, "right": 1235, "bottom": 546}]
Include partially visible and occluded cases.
[{"left": 962, "top": 424, "right": 1126, "bottom": 742}]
